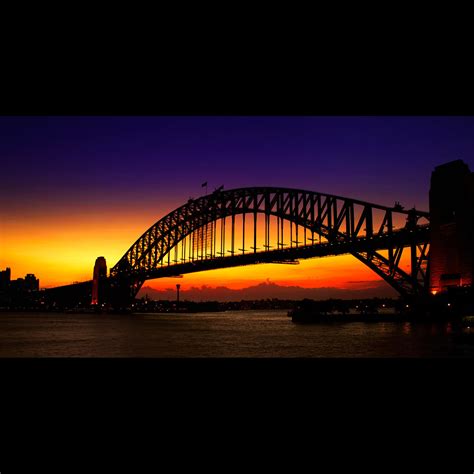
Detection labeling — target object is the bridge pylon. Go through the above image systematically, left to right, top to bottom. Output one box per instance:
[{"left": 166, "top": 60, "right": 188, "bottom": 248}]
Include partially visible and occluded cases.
[{"left": 429, "top": 160, "right": 474, "bottom": 294}]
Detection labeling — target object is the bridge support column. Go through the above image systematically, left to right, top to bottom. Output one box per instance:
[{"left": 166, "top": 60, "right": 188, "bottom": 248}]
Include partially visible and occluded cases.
[
  {"left": 429, "top": 160, "right": 474, "bottom": 294},
  {"left": 91, "top": 257, "right": 107, "bottom": 308},
  {"left": 107, "top": 275, "right": 143, "bottom": 313}
]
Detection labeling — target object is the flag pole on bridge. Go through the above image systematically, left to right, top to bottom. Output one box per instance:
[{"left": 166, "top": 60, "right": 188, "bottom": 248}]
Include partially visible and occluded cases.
[{"left": 202, "top": 181, "right": 208, "bottom": 195}]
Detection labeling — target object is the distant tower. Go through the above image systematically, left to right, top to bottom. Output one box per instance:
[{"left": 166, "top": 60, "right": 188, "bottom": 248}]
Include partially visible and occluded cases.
[
  {"left": 429, "top": 160, "right": 474, "bottom": 293},
  {"left": 91, "top": 257, "right": 107, "bottom": 305}
]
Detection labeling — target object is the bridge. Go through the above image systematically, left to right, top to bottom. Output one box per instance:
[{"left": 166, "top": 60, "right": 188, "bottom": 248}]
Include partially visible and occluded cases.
[{"left": 44, "top": 160, "right": 473, "bottom": 310}]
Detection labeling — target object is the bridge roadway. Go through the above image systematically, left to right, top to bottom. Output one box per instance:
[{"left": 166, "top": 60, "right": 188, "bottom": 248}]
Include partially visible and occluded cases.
[{"left": 129, "top": 224, "right": 430, "bottom": 280}]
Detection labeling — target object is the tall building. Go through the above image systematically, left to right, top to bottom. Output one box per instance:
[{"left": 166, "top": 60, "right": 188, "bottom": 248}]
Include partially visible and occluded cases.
[
  {"left": 429, "top": 160, "right": 474, "bottom": 293},
  {"left": 91, "top": 257, "right": 107, "bottom": 305},
  {"left": 0, "top": 267, "right": 11, "bottom": 291},
  {"left": 24, "top": 274, "right": 39, "bottom": 292}
]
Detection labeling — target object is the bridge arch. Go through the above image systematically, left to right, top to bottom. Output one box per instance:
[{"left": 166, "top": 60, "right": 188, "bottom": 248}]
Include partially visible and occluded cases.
[{"left": 110, "top": 187, "right": 430, "bottom": 301}]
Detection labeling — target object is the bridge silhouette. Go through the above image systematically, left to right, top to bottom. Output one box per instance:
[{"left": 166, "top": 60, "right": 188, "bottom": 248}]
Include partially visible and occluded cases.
[{"left": 44, "top": 160, "right": 473, "bottom": 311}]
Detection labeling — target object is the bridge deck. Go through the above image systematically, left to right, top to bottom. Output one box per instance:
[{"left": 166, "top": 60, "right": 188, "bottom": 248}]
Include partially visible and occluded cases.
[{"left": 137, "top": 226, "right": 430, "bottom": 280}]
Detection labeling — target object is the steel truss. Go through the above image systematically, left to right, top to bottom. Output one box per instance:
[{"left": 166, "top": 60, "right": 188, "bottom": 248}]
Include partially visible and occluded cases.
[{"left": 109, "top": 188, "right": 430, "bottom": 302}]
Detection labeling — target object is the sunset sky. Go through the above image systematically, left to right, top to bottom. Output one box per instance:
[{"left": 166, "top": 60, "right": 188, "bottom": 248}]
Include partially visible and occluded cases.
[{"left": 1, "top": 116, "right": 474, "bottom": 298}]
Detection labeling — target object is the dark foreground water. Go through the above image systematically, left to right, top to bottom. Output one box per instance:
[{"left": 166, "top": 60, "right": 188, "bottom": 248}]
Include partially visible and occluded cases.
[{"left": 1, "top": 310, "right": 474, "bottom": 357}]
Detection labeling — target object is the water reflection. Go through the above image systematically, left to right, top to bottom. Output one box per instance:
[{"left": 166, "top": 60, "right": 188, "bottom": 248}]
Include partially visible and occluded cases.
[{"left": 1, "top": 311, "right": 474, "bottom": 357}]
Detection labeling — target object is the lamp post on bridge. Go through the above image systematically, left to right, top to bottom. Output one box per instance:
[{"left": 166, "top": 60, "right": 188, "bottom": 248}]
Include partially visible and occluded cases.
[{"left": 176, "top": 284, "right": 181, "bottom": 313}]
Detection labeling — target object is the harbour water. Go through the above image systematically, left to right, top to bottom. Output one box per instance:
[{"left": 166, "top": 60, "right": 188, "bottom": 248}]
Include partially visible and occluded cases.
[{"left": 1, "top": 310, "right": 474, "bottom": 357}]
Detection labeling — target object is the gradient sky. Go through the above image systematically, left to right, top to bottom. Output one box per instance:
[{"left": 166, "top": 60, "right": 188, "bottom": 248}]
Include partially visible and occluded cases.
[{"left": 1, "top": 116, "right": 474, "bottom": 296}]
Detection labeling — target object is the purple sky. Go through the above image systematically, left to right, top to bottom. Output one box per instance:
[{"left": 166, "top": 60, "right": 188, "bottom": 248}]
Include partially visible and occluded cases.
[{"left": 2, "top": 116, "right": 474, "bottom": 216}]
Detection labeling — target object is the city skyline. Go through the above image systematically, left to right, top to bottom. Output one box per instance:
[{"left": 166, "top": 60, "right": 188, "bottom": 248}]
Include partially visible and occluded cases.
[{"left": 2, "top": 116, "right": 474, "bottom": 298}]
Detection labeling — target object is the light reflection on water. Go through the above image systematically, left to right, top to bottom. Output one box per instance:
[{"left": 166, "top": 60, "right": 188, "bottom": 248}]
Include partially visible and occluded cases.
[
  {"left": 1, "top": 310, "right": 474, "bottom": 358},
  {"left": 403, "top": 322, "right": 412, "bottom": 335}
]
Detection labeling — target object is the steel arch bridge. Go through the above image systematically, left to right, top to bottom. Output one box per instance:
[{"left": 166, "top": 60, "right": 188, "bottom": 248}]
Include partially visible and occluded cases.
[{"left": 107, "top": 187, "right": 430, "bottom": 307}]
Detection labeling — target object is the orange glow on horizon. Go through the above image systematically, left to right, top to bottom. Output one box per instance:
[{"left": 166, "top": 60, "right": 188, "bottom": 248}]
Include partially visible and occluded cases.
[
  {"left": 1, "top": 203, "right": 413, "bottom": 293},
  {"left": 1, "top": 207, "right": 165, "bottom": 287},
  {"left": 143, "top": 251, "right": 410, "bottom": 292}
]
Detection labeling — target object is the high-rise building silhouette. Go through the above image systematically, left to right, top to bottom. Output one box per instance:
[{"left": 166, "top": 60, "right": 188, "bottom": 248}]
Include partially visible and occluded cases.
[
  {"left": 429, "top": 160, "right": 474, "bottom": 293},
  {"left": 0, "top": 267, "right": 11, "bottom": 291},
  {"left": 24, "top": 274, "right": 39, "bottom": 292}
]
